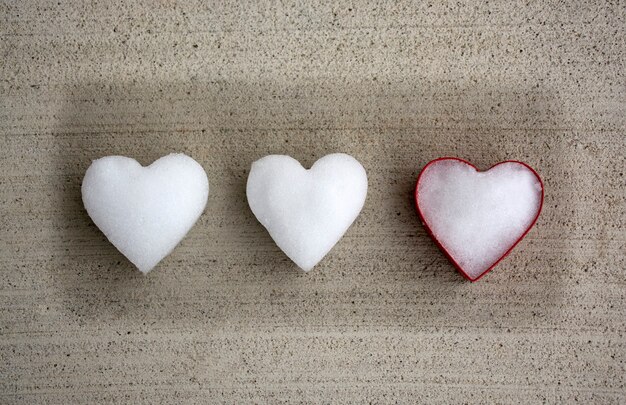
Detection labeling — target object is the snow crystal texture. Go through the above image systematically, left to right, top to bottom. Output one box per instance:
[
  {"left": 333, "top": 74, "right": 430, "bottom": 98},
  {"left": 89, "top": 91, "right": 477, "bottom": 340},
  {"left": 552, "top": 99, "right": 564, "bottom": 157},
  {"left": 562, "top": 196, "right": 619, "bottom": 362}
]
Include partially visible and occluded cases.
[{"left": 417, "top": 159, "right": 542, "bottom": 280}]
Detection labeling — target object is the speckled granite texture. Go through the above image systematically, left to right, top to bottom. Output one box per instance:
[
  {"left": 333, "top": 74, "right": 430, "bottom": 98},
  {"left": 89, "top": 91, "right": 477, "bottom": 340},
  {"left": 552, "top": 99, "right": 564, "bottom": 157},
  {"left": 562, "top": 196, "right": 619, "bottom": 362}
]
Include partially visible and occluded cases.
[{"left": 1, "top": 1, "right": 625, "bottom": 403}]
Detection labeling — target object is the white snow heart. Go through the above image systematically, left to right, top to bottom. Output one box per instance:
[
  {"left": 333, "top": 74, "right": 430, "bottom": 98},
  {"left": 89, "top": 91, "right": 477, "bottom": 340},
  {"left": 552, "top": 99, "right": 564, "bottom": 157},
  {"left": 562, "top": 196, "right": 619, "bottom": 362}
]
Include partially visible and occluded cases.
[
  {"left": 82, "top": 153, "right": 209, "bottom": 273},
  {"left": 247, "top": 153, "right": 368, "bottom": 271},
  {"left": 415, "top": 158, "right": 543, "bottom": 281}
]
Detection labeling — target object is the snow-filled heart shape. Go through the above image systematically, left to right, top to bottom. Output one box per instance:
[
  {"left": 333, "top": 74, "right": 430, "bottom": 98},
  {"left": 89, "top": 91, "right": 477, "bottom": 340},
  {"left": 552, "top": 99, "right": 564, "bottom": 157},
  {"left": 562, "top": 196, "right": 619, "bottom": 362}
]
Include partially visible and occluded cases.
[
  {"left": 82, "top": 153, "right": 209, "bottom": 273},
  {"left": 247, "top": 153, "right": 368, "bottom": 271},
  {"left": 415, "top": 157, "right": 543, "bottom": 281}
]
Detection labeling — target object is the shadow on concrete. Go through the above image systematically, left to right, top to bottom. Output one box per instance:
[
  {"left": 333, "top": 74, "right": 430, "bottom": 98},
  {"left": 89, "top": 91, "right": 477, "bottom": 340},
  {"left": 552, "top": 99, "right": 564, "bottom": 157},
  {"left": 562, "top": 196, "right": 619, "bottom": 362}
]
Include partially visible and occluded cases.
[{"left": 51, "top": 78, "right": 569, "bottom": 330}]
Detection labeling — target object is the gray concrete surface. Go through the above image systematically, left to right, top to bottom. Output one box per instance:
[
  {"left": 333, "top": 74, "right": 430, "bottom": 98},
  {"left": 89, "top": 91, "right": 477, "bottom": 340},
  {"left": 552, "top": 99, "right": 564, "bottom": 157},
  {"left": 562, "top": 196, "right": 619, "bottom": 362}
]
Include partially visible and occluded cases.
[{"left": 1, "top": 1, "right": 625, "bottom": 403}]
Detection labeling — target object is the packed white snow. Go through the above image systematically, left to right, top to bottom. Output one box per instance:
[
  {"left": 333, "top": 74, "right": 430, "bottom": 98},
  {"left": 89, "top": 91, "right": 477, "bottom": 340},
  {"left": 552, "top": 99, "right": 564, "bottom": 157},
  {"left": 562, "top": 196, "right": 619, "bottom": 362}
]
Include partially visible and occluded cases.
[
  {"left": 82, "top": 153, "right": 209, "bottom": 273},
  {"left": 247, "top": 153, "right": 368, "bottom": 271},
  {"left": 417, "top": 159, "right": 542, "bottom": 280}
]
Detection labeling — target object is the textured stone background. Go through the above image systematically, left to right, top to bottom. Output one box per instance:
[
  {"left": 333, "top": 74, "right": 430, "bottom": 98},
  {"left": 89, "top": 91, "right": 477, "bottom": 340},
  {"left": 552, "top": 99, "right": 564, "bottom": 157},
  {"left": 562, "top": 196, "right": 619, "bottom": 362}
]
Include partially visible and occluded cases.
[{"left": 1, "top": 1, "right": 625, "bottom": 403}]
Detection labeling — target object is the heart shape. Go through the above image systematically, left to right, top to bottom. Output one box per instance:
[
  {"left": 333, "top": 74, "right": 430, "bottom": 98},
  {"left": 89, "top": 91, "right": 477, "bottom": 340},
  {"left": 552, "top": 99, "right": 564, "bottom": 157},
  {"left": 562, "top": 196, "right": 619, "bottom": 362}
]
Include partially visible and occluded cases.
[
  {"left": 82, "top": 153, "right": 209, "bottom": 273},
  {"left": 247, "top": 153, "right": 368, "bottom": 271},
  {"left": 415, "top": 157, "right": 543, "bottom": 281}
]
